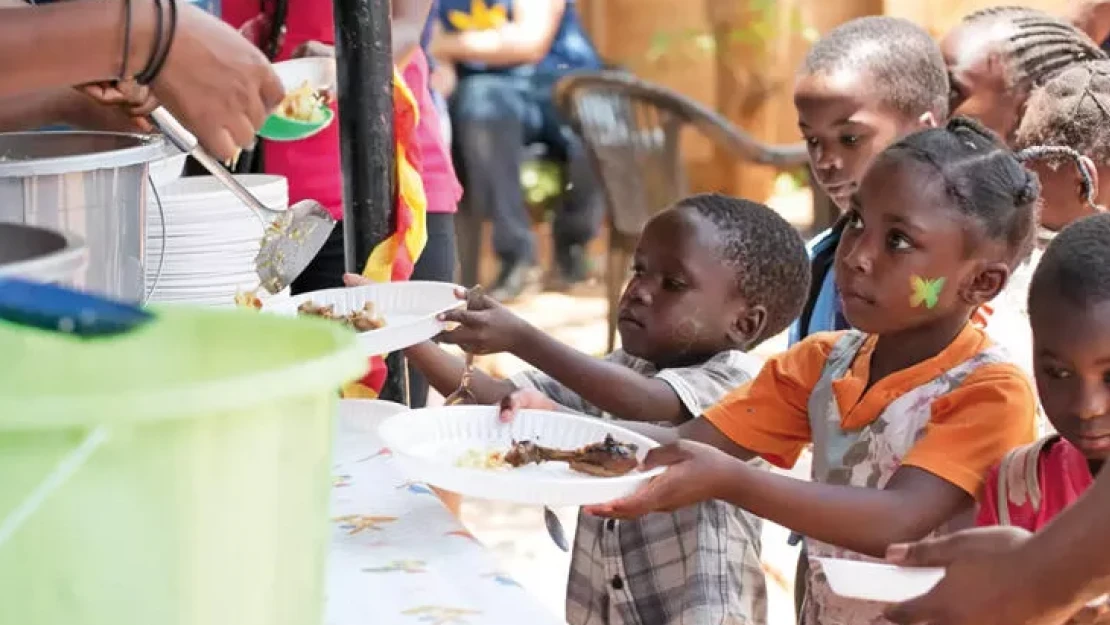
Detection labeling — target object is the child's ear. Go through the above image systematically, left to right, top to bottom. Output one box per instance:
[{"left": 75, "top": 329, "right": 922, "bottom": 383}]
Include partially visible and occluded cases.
[
  {"left": 918, "top": 111, "right": 938, "bottom": 129},
  {"left": 961, "top": 262, "right": 1010, "bottom": 306},
  {"left": 730, "top": 304, "right": 767, "bottom": 349}
]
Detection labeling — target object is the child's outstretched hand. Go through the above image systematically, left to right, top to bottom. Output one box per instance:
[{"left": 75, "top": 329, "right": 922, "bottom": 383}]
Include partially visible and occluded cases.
[
  {"left": 436, "top": 287, "right": 529, "bottom": 355},
  {"left": 497, "top": 388, "right": 559, "bottom": 423},
  {"left": 583, "top": 440, "right": 734, "bottom": 519}
]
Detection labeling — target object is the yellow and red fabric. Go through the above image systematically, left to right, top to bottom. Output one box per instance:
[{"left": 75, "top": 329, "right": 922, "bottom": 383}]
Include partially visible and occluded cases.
[{"left": 341, "top": 66, "right": 428, "bottom": 399}]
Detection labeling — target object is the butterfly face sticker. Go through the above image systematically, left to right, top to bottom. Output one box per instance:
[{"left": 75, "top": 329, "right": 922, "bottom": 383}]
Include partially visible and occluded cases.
[{"left": 910, "top": 276, "right": 946, "bottom": 309}]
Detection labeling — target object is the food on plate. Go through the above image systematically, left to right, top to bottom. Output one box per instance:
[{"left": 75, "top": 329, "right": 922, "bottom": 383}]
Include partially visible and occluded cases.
[
  {"left": 276, "top": 81, "right": 328, "bottom": 123},
  {"left": 234, "top": 288, "right": 264, "bottom": 309},
  {"left": 297, "top": 300, "right": 385, "bottom": 331},
  {"left": 454, "top": 435, "right": 638, "bottom": 477},
  {"left": 504, "top": 435, "right": 640, "bottom": 477},
  {"left": 455, "top": 448, "right": 509, "bottom": 470}
]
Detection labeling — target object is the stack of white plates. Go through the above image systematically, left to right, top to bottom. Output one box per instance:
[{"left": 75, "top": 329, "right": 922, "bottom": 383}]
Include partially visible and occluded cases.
[{"left": 145, "top": 174, "right": 291, "bottom": 306}]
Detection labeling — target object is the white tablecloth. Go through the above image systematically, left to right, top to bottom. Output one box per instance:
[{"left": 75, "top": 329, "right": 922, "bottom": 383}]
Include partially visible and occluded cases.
[{"left": 326, "top": 401, "right": 565, "bottom": 625}]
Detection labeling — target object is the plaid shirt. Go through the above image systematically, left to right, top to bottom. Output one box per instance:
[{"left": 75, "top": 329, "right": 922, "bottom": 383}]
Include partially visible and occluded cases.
[{"left": 513, "top": 350, "right": 769, "bottom": 625}]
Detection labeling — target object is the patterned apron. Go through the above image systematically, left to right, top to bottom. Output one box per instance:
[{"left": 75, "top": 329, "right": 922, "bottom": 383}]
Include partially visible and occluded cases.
[{"left": 800, "top": 331, "right": 1008, "bottom": 625}]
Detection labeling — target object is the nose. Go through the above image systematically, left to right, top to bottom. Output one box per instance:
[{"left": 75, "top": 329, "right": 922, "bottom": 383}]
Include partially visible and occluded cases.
[
  {"left": 813, "top": 143, "right": 842, "bottom": 176},
  {"left": 837, "top": 231, "right": 873, "bottom": 276},
  {"left": 622, "top": 275, "right": 653, "bottom": 306},
  {"left": 1076, "top": 379, "right": 1110, "bottom": 421}
]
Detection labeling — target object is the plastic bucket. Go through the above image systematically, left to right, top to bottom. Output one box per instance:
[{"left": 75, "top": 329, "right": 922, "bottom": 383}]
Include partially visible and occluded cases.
[{"left": 0, "top": 305, "right": 368, "bottom": 625}]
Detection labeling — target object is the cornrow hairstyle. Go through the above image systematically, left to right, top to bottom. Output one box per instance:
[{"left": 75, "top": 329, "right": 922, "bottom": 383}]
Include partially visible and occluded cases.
[
  {"left": 961, "top": 6, "right": 1105, "bottom": 94},
  {"left": 802, "top": 16, "right": 949, "bottom": 118},
  {"left": 1014, "top": 60, "right": 1110, "bottom": 209},
  {"left": 883, "top": 116, "right": 1040, "bottom": 264},
  {"left": 1017, "top": 145, "right": 1099, "bottom": 210},
  {"left": 676, "top": 193, "right": 811, "bottom": 345},
  {"left": 1028, "top": 213, "right": 1110, "bottom": 316}
]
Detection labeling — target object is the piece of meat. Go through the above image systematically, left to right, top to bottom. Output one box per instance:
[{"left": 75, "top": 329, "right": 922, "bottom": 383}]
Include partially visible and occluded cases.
[{"left": 502, "top": 435, "right": 639, "bottom": 477}]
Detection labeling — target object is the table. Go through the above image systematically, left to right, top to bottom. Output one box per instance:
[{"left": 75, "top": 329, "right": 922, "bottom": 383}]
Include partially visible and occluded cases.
[{"left": 326, "top": 400, "right": 566, "bottom": 625}]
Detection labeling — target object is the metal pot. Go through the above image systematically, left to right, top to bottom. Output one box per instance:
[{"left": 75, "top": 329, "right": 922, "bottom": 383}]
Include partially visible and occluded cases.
[
  {"left": 0, "top": 132, "right": 165, "bottom": 302},
  {"left": 0, "top": 222, "right": 86, "bottom": 283}
]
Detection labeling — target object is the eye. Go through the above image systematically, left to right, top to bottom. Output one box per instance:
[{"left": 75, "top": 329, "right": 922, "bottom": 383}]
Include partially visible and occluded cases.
[
  {"left": 840, "top": 134, "right": 861, "bottom": 147},
  {"left": 803, "top": 135, "right": 819, "bottom": 148},
  {"left": 845, "top": 210, "right": 863, "bottom": 230},
  {"left": 885, "top": 230, "right": 913, "bottom": 251},
  {"left": 630, "top": 262, "right": 646, "bottom": 277},
  {"left": 662, "top": 276, "right": 688, "bottom": 292},
  {"left": 1042, "top": 364, "right": 1073, "bottom": 380}
]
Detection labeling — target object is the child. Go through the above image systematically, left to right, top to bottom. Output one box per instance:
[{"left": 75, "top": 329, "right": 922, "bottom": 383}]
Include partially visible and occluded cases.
[
  {"left": 941, "top": 6, "right": 1104, "bottom": 144},
  {"left": 790, "top": 16, "right": 948, "bottom": 342},
  {"left": 983, "top": 60, "right": 1109, "bottom": 378},
  {"left": 582, "top": 119, "right": 1040, "bottom": 625},
  {"left": 396, "top": 194, "right": 812, "bottom": 625},
  {"left": 978, "top": 212, "right": 1110, "bottom": 531},
  {"left": 974, "top": 214, "right": 1110, "bottom": 624}
]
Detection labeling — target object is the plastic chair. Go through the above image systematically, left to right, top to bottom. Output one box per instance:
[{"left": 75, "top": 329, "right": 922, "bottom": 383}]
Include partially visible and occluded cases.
[{"left": 554, "top": 70, "right": 810, "bottom": 351}]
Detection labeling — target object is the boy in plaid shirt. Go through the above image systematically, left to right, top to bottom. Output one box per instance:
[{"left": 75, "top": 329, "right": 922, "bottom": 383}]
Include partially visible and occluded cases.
[{"left": 399, "top": 193, "right": 811, "bottom": 625}]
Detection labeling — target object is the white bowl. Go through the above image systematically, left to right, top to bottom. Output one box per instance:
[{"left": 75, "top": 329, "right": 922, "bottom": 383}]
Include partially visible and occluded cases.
[
  {"left": 274, "top": 57, "right": 336, "bottom": 91},
  {"left": 262, "top": 281, "right": 464, "bottom": 356},
  {"left": 377, "top": 406, "right": 666, "bottom": 506},
  {"left": 814, "top": 557, "right": 944, "bottom": 603}
]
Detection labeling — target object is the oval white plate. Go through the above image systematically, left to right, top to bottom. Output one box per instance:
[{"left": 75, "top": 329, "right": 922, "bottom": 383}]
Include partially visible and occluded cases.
[
  {"left": 263, "top": 281, "right": 464, "bottom": 356},
  {"left": 377, "top": 406, "right": 666, "bottom": 506},
  {"left": 814, "top": 558, "right": 944, "bottom": 603}
]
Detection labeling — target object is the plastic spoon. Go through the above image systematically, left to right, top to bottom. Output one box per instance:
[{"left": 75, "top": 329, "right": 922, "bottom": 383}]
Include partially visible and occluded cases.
[{"left": 149, "top": 107, "right": 336, "bottom": 294}]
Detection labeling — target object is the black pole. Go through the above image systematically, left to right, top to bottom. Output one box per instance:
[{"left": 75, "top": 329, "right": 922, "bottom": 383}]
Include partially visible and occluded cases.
[{"left": 333, "top": 0, "right": 406, "bottom": 403}]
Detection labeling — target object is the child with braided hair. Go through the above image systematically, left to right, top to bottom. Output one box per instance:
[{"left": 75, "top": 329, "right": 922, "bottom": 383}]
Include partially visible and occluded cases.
[
  {"left": 941, "top": 6, "right": 1105, "bottom": 143},
  {"left": 982, "top": 60, "right": 1110, "bottom": 380}
]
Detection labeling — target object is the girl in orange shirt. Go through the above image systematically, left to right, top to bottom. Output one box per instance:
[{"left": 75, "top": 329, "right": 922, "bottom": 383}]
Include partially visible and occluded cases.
[{"left": 562, "top": 118, "right": 1041, "bottom": 625}]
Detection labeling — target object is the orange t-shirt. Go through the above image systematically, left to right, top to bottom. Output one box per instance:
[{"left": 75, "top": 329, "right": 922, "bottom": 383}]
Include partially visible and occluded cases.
[{"left": 704, "top": 324, "right": 1037, "bottom": 496}]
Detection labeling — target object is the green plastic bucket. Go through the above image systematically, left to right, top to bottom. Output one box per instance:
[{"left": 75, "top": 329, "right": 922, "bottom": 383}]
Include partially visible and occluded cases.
[{"left": 0, "top": 306, "right": 368, "bottom": 625}]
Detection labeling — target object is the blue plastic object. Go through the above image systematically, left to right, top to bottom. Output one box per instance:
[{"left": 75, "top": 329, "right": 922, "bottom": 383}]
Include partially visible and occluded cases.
[{"left": 0, "top": 278, "right": 153, "bottom": 337}]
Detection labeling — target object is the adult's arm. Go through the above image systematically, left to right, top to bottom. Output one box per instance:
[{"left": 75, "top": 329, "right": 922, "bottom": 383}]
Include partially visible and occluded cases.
[
  {"left": 0, "top": 0, "right": 284, "bottom": 161},
  {"left": 392, "top": 0, "right": 434, "bottom": 66},
  {"left": 432, "top": 0, "right": 565, "bottom": 66},
  {"left": 885, "top": 463, "right": 1110, "bottom": 625}
]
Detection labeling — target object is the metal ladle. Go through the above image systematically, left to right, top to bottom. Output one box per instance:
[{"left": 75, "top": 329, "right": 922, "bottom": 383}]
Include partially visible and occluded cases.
[{"left": 150, "top": 108, "right": 336, "bottom": 294}]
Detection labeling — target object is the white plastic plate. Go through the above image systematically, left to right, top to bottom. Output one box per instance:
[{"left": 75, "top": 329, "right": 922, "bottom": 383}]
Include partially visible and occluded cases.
[
  {"left": 262, "top": 281, "right": 464, "bottom": 356},
  {"left": 377, "top": 405, "right": 666, "bottom": 506},
  {"left": 814, "top": 557, "right": 944, "bottom": 603}
]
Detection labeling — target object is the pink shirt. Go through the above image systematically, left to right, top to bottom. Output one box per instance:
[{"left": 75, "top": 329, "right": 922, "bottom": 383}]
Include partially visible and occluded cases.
[
  {"left": 222, "top": 1, "right": 461, "bottom": 219},
  {"left": 403, "top": 50, "right": 462, "bottom": 214},
  {"left": 976, "top": 437, "right": 1096, "bottom": 531}
]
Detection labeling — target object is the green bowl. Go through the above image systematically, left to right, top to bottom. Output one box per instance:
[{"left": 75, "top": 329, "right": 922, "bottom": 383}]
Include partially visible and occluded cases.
[{"left": 258, "top": 106, "right": 334, "bottom": 142}]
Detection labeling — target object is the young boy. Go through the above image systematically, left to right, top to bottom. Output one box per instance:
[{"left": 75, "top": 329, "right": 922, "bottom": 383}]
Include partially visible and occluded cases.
[
  {"left": 790, "top": 16, "right": 948, "bottom": 343},
  {"left": 580, "top": 120, "right": 1040, "bottom": 625},
  {"left": 396, "top": 193, "right": 812, "bottom": 625}
]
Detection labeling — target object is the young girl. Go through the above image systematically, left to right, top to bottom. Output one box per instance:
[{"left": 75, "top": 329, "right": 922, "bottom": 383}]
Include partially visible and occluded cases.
[
  {"left": 941, "top": 6, "right": 1104, "bottom": 144},
  {"left": 983, "top": 60, "right": 1109, "bottom": 378},
  {"left": 579, "top": 119, "right": 1040, "bottom": 625}
]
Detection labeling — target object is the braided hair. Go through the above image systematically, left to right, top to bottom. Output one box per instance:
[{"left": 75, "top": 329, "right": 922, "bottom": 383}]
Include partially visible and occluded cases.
[
  {"left": 961, "top": 6, "right": 1105, "bottom": 94},
  {"left": 1014, "top": 60, "right": 1110, "bottom": 211},
  {"left": 884, "top": 117, "right": 1040, "bottom": 264}
]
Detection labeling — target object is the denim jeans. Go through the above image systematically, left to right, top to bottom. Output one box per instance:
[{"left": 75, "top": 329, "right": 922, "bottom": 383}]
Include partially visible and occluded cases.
[{"left": 450, "top": 71, "right": 603, "bottom": 266}]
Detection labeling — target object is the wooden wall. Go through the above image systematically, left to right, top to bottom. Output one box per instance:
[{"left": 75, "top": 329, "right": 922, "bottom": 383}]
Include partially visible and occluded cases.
[{"left": 575, "top": 0, "right": 1077, "bottom": 203}]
